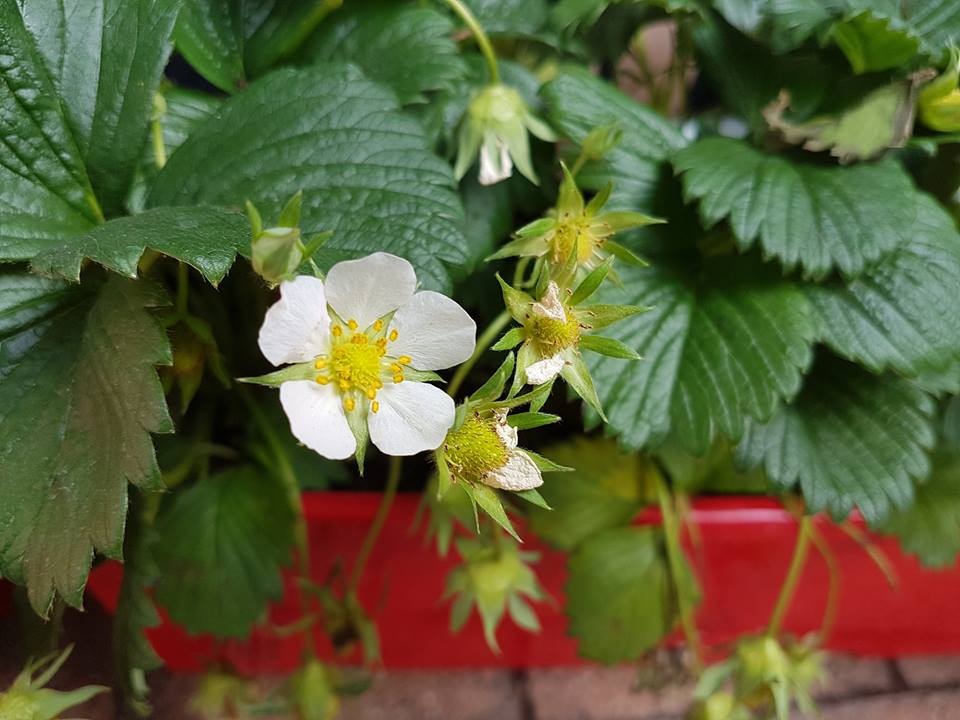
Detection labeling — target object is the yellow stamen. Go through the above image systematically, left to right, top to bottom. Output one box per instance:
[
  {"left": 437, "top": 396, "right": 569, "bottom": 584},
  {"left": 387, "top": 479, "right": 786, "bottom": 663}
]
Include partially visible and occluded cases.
[
  {"left": 347, "top": 319, "right": 359, "bottom": 330},
  {"left": 374, "top": 319, "right": 384, "bottom": 332},
  {"left": 331, "top": 325, "right": 343, "bottom": 337},
  {"left": 389, "top": 329, "right": 399, "bottom": 341},
  {"left": 398, "top": 355, "right": 412, "bottom": 365},
  {"left": 314, "top": 358, "right": 327, "bottom": 369},
  {"left": 390, "top": 363, "right": 403, "bottom": 373},
  {"left": 393, "top": 373, "right": 404, "bottom": 384},
  {"left": 315, "top": 375, "right": 329, "bottom": 385},
  {"left": 339, "top": 379, "right": 352, "bottom": 390},
  {"left": 366, "top": 389, "right": 377, "bottom": 400},
  {"left": 344, "top": 397, "right": 356, "bottom": 412},
  {"left": 372, "top": 401, "right": 380, "bottom": 413}
]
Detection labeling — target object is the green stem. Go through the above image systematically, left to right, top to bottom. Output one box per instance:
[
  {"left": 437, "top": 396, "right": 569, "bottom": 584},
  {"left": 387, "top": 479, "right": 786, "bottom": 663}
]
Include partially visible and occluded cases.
[
  {"left": 442, "top": 0, "right": 500, "bottom": 83},
  {"left": 447, "top": 309, "right": 511, "bottom": 397},
  {"left": 240, "top": 387, "right": 318, "bottom": 656},
  {"left": 348, "top": 456, "right": 402, "bottom": 594},
  {"left": 656, "top": 475, "right": 704, "bottom": 674},
  {"left": 767, "top": 515, "right": 813, "bottom": 637},
  {"left": 808, "top": 524, "right": 839, "bottom": 643}
]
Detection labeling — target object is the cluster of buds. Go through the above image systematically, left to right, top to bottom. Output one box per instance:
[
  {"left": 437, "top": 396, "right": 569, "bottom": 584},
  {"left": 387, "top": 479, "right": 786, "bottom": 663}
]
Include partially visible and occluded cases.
[{"left": 687, "top": 635, "right": 824, "bottom": 720}]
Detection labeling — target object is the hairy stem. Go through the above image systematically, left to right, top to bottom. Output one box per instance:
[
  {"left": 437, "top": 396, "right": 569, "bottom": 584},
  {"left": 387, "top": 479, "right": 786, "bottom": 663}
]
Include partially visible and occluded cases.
[
  {"left": 442, "top": 0, "right": 500, "bottom": 83},
  {"left": 447, "top": 309, "right": 511, "bottom": 397},
  {"left": 348, "top": 456, "right": 403, "bottom": 594},
  {"left": 656, "top": 475, "right": 704, "bottom": 674},
  {"left": 767, "top": 514, "right": 813, "bottom": 637},
  {"left": 809, "top": 524, "right": 839, "bottom": 642}
]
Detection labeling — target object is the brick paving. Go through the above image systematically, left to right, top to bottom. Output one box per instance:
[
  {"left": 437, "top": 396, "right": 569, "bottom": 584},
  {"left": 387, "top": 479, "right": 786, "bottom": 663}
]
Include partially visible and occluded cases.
[{"left": 3, "top": 605, "right": 960, "bottom": 718}]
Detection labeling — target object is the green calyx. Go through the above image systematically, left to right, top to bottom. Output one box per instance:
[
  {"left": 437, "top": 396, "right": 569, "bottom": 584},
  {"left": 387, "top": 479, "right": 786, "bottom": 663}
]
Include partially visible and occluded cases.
[
  {"left": 444, "top": 415, "right": 509, "bottom": 481},
  {"left": 0, "top": 692, "right": 34, "bottom": 720}
]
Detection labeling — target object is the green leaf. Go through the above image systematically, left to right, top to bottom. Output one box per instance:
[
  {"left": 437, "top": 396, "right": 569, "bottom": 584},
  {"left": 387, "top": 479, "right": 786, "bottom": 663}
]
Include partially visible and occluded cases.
[
  {"left": 19, "top": 0, "right": 181, "bottom": 215},
  {"left": 174, "top": 0, "right": 246, "bottom": 92},
  {"left": 464, "top": 0, "right": 549, "bottom": 36},
  {"left": 842, "top": 0, "right": 960, "bottom": 62},
  {"left": 0, "top": 1, "right": 100, "bottom": 260},
  {"left": 298, "top": 1, "right": 468, "bottom": 105},
  {"left": 830, "top": 11, "right": 921, "bottom": 73},
  {"left": 149, "top": 64, "right": 469, "bottom": 292},
  {"left": 540, "top": 68, "right": 686, "bottom": 208},
  {"left": 763, "top": 82, "right": 915, "bottom": 163},
  {"left": 674, "top": 138, "right": 926, "bottom": 279},
  {"left": 805, "top": 195, "right": 960, "bottom": 376},
  {"left": 32, "top": 206, "right": 250, "bottom": 286},
  {"left": 589, "top": 256, "right": 815, "bottom": 454},
  {"left": 0, "top": 275, "right": 172, "bottom": 615},
  {"left": 736, "top": 356, "right": 936, "bottom": 524},
  {"left": 527, "top": 437, "right": 648, "bottom": 550},
  {"left": 881, "top": 449, "right": 960, "bottom": 568},
  {"left": 154, "top": 466, "right": 294, "bottom": 637},
  {"left": 566, "top": 527, "right": 671, "bottom": 663}
]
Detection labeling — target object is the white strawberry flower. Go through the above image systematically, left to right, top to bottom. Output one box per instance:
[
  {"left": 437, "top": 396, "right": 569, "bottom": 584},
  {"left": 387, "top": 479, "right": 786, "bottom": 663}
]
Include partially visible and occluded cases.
[{"left": 257, "top": 252, "right": 476, "bottom": 460}]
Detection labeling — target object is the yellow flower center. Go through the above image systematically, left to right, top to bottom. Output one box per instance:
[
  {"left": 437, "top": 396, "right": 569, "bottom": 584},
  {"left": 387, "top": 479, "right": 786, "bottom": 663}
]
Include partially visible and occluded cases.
[
  {"left": 550, "top": 218, "right": 598, "bottom": 265},
  {"left": 527, "top": 314, "right": 581, "bottom": 354},
  {"left": 313, "top": 318, "right": 410, "bottom": 413},
  {"left": 444, "top": 416, "right": 509, "bottom": 480}
]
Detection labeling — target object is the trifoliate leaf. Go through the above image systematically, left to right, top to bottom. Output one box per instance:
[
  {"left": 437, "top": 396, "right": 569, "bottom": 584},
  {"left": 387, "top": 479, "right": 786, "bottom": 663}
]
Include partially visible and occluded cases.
[
  {"left": 18, "top": 0, "right": 180, "bottom": 215},
  {"left": 174, "top": 0, "right": 247, "bottom": 93},
  {"left": 841, "top": 0, "right": 960, "bottom": 62},
  {"left": 0, "top": 1, "right": 100, "bottom": 260},
  {"left": 298, "top": 1, "right": 468, "bottom": 105},
  {"left": 149, "top": 64, "right": 468, "bottom": 292},
  {"left": 541, "top": 68, "right": 686, "bottom": 208},
  {"left": 763, "top": 83, "right": 915, "bottom": 163},
  {"left": 674, "top": 138, "right": 926, "bottom": 279},
  {"left": 805, "top": 195, "right": 960, "bottom": 376},
  {"left": 31, "top": 206, "right": 250, "bottom": 286},
  {"left": 588, "top": 256, "right": 815, "bottom": 454},
  {"left": 0, "top": 275, "right": 172, "bottom": 615},
  {"left": 736, "top": 356, "right": 936, "bottom": 524},
  {"left": 526, "top": 437, "right": 650, "bottom": 550},
  {"left": 881, "top": 449, "right": 960, "bottom": 568},
  {"left": 154, "top": 466, "right": 294, "bottom": 637},
  {"left": 566, "top": 527, "right": 671, "bottom": 663}
]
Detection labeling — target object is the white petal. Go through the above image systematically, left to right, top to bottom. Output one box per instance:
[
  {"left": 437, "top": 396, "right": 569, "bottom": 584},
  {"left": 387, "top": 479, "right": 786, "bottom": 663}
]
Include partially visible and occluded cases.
[
  {"left": 479, "top": 135, "right": 512, "bottom": 185},
  {"left": 325, "top": 252, "right": 417, "bottom": 329},
  {"left": 258, "top": 276, "right": 331, "bottom": 366},
  {"left": 531, "top": 282, "right": 566, "bottom": 321},
  {"left": 388, "top": 291, "right": 477, "bottom": 370},
  {"left": 525, "top": 353, "right": 565, "bottom": 385},
  {"left": 279, "top": 381, "right": 356, "bottom": 460},
  {"left": 368, "top": 381, "right": 455, "bottom": 456},
  {"left": 493, "top": 411, "right": 518, "bottom": 450},
  {"left": 482, "top": 450, "right": 543, "bottom": 491}
]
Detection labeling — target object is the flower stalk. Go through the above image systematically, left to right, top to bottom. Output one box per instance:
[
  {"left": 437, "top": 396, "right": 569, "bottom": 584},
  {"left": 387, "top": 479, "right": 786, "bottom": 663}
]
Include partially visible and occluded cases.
[
  {"left": 442, "top": 0, "right": 499, "bottom": 83},
  {"left": 767, "top": 515, "right": 813, "bottom": 637}
]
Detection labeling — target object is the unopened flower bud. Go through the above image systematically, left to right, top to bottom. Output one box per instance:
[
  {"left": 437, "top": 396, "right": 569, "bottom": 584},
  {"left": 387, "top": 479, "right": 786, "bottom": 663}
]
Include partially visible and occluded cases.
[
  {"left": 920, "top": 48, "right": 960, "bottom": 132},
  {"left": 252, "top": 225, "right": 304, "bottom": 285}
]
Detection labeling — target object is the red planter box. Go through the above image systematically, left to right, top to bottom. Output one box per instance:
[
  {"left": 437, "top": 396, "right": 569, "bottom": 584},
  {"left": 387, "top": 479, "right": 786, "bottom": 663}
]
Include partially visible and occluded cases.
[{"left": 83, "top": 493, "right": 960, "bottom": 673}]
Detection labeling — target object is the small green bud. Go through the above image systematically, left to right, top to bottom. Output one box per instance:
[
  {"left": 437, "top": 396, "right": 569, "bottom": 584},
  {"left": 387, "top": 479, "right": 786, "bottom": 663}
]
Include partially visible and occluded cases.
[
  {"left": 919, "top": 48, "right": 960, "bottom": 132},
  {"left": 580, "top": 122, "right": 623, "bottom": 162},
  {"left": 253, "top": 225, "right": 304, "bottom": 284},
  {"left": 290, "top": 660, "right": 339, "bottom": 720}
]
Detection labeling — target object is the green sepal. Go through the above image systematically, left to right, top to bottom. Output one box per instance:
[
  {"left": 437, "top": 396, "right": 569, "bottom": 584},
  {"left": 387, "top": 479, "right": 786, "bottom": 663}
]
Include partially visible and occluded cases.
[
  {"left": 557, "top": 162, "right": 585, "bottom": 216},
  {"left": 584, "top": 181, "right": 613, "bottom": 217},
  {"left": 277, "top": 190, "right": 303, "bottom": 228},
  {"left": 245, "top": 200, "right": 262, "bottom": 238},
  {"left": 600, "top": 211, "right": 664, "bottom": 232},
  {"left": 513, "top": 216, "right": 556, "bottom": 238},
  {"left": 302, "top": 230, "right": 334, "bottom": 261},
  {"left": 486, "top": 234, "right": 546, "bottom": 261},
  {"left": 604, "top": 239, "right": 649, "bottom": 267},
  {"left": 570, "top": 255, "right": 615, "bottom": 306},
  {"left": 496, "top": 274, "right": 534, "bottom": 322},
  {"left": 575, "top": 303, "right": 650, "bottom": 330},
  {"left": 491, "top": 327, "right": 524, "bottom": 351},
  {"left": 580, "top": 334, "right": 642, "bottom": 360},
  {"left": 509, "top": 342, "right": 537, "bottom": 399},
  {"left": 562, "top": 352, "right": 606, "bottom": 421},
  {"left": 470, "top": 353, "right": 516, "bottom": 403},
  {"left": 237, "top": 363, "right": 316, "bottom": 387},
  {"left": 402, "top": 368, "right": 445, "bottom": 383},
  {"left": 479, "top": 378, "right": 553, "bottom": 412},
  {"left": 529, "top": 378, "right": 553, "bottom": 412},
  {"left": 345, "top": 406, "right": 369, "bottom": 475},
  {"left": 507, "top": 412, "right": 561, "bottom": 430},
  {"left": 523, "top": 450, "right": 574, "bottom": 473},
  {"left": 436, "top": 451, "right": 454, "bottom": 499},
  {"left": 465, "top": 483, "right": 521, "bottom": 542},
  {"left": 515, "top": 488, "right": 552, "bottom": 509}
]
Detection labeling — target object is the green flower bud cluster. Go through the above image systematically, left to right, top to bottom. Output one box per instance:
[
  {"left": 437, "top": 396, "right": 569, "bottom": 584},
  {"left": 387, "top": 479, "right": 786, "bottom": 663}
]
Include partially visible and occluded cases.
[
  {"left": 687, "top": 634, "right": 824, "bottom": 720},
  {"left": 0, "top": 646, "right": 106, "bottom": 720}
]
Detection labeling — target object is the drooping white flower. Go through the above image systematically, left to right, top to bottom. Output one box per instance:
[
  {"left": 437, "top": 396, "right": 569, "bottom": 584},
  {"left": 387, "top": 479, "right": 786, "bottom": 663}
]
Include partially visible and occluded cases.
[
  {"left": 257, "top": 252, "right": 476, "bottom": 460},
  {"left": 522, "top": 282, "right": 578, "bottom": 385}
]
